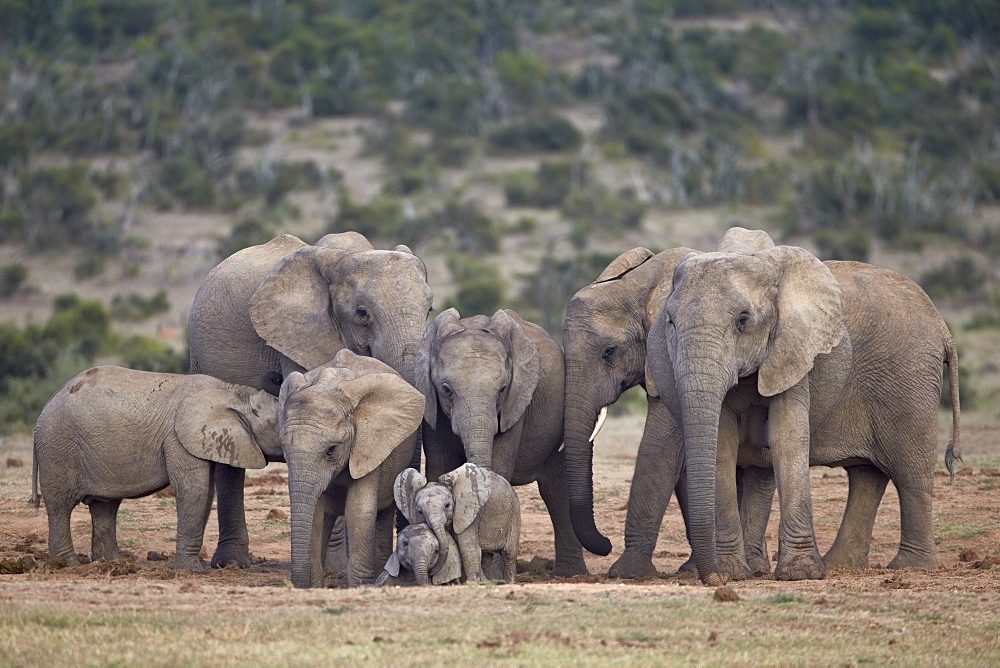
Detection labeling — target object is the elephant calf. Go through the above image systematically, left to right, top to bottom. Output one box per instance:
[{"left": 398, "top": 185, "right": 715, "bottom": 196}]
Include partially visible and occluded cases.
[
  {"left": 31, "top": 366, "right": 281, "bottom": 570},
  {"left": 396, "top": 463, "right": 520, "bottom": 583},
  {"left": 374, "top": 523, "right": 462, "bottom": 586}
]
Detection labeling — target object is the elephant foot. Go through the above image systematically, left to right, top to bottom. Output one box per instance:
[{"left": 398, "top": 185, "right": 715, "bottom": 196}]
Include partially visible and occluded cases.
[
  {"left": 210, "top": 541, "right": 252, "bottom": 569},
  {"left": 822, "top": 546, "right": 869, "bottom": 571},
  {"left": 887, "top": 549, "right": 937, "bottom": 571},
  {"left": 607, "top": 550, "right": 657, "bottom": 579},
  {"left": 746, "top": 551, "right": 771, "bottom": 576},
  {"left": 774, "top": 551, "right": 825, "bottom": 581},
  {"left": 717, "top": 553, "right": 753, "bottom": 581},
  {"left": 172, "top": 556, "right": 210, "bottom": 572},
  {"left": 676, "top": 557, "right": 697, "bottom": 575},
  {"left": 550, "top": 559, "right": 589, "bottom": 578}
]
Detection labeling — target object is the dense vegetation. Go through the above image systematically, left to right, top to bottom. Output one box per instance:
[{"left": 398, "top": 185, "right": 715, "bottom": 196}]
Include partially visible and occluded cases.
[{"left": 0, "top": 0, "right": 998, "bottom": 430}]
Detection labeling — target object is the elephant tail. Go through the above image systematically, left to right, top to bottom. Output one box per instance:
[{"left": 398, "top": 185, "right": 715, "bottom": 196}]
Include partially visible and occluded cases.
[
  {"left": 944, "top": 336, "right": 962, "bottom": 482},
  {"left": 29, "top": 432, "right": 40, "bottom": 508}
]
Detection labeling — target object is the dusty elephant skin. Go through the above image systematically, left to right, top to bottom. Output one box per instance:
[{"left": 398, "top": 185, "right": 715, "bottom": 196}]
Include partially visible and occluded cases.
[
  {"left": 645, "top": 228, "right": 961, "bottom": 584},
  {"left": 187, "top": 232, "right": 432, "bottom": 569},
  {"left": 415, "top": 308, "right": 585, "bottom": 576},
  {"left": 278, "top": 350, "right": 424, "bottom": 588},
  {"left": 32, "top": 366, "right": 281, "bottom": 571},
  {"left": 396, "top": 464, "right": 520, "bottom": 583}
]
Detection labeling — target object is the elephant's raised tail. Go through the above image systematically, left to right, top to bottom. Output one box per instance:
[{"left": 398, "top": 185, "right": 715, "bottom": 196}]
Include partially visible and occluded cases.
[{"left": 944, "top": 336, "right": 962, "bottom": 481}]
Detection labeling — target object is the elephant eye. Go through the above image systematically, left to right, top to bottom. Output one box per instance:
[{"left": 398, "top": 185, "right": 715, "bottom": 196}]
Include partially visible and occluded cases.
[
  {"left": 355, "top": 305, "right": 369, "bottom": 321},
  {"left": 736, "top": 312, "right": 751, "bottom": 332},
  {"left": 602, "top": 346, "right": 616, "bottom": 362},
  {"left": 440, "top": 382, "right": 453, "bottom": 397},
  {"left": 499, "top": 383, "right": 508, "bottom": 395},
  {"left": 325, "top": 444, "right": 339, "bottom": 460}
]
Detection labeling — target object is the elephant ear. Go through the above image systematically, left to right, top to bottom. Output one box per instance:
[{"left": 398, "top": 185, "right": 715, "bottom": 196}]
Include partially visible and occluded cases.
[
  {"left": 713, "top": 227, "right": 775, "bottom": 254},
  {"left": 314, "top": 231, "right": 374, "bottom": 252},
  {"left": 392, "top": 245, "right": 428, "bottom": 280},
  {"left": 249, "top": 246, "right": 348, "bottom": 371},
  {"left": 757, "top": 246, "right": 845, "bottom": 397},
  {"left": 593, "top": 248, "right": 654, "bottom": 283},
  {"left": 641, "top": 248, "right": 700, "bottom": 332},
  {"left": 415, "top": 308, "right": 465, "bottom": 429},
  {"left": 486, "top": 310, "right": 540, "bottom": 434},
  {"left": 325, "top": 348, "right": 396, "bottom": 376},
  {"left": 340, "top": 373, "right": 425, "bottom": 479},
  {"left": 175, "top": 389, "right": 267, "bottom": 469},
  {"left": 440, "top": 463, "right": 492, "bottom": 534},
  {"left": 394, "top": 468, "right": 427, "bottom": 524},
  {"left": 431, "top": 532, "right": 464, "bottom": 585},
  {"left": 383, "top": 551, "right": 401, "bottom": 578}
]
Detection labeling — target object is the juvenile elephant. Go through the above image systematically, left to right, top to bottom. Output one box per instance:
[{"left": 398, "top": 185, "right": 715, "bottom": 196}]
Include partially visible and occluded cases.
[
  {"left": 188, "top": 231, "right": 433, "bottom": 568},
  {"left": 645, "top": 231, "right": 961, "bottom": 584},
  {"left": 415, "top": 308, "right": 585, "bottom": 575},
  {"left": 279, "top": 350, "right": 425, "bottom": 588},
  {"left": 31, "top": 366, "right": 281, "bottom": 570},
  {"left": 396, "top": 464, "right": 520, "bottom": 583},
  {"left": 373, "top": 523, "right": 462, "bottom": 586}
]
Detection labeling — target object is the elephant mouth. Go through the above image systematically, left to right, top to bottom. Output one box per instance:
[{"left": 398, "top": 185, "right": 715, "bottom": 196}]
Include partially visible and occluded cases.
[{"left": 589, "top": 406, "right": 609, "bottom": 442}]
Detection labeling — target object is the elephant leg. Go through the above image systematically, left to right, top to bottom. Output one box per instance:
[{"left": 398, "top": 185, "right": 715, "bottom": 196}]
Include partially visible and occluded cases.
[
  {"left": 768, "top": 381, "right": 824, "bottom": 581},
  {"left": 609, "top": 400, "right": 682, "bottom": 579},
  {"left": 715, "top": 408, "right": 752, "bottom": 581},
  {"left": 537, "top": 449, "right": 588, "bottom": 577},
  {"left": 170, "top": 459, "right": 214, "bottom": 571},
  {"left": 211, "top": 464, "right": 252, "bottom": 568},
  {"left": 823, "top": 464, "right": 888, "bottom": 570},
  {"left": 739, "top": 466, "right": 775, "bottom": 575},
  {"left": 673, "top": 471, "right": 697, "bottom": 575},
  {"left": 887, "top": 472, "right": 937, "bottom": 570},
  {"left": 344, "top": 475, "right": 380, "bottom": 587},
  {"left": 306, "top": 498, "right": 327, "bottom": 588},
  {"left": 88, "top": 499, "right": 122, "bottom": 562},
  {"left": 46, "top": 500, "right": 79, "bottom": 565},
  {"left": 375, "top": 504, "right": 396, "bottom": 570},
  {"left": 320, "top": 509, "right": 337, "bottom": 574},
  {"left": 324, "top": 516, "right": 349, "bottom": 574},
  {"left": 455, "top": 527, "right": 486, "bottom": 582}
]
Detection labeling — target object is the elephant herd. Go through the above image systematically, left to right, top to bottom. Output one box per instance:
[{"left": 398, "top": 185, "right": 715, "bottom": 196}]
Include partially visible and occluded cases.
[{"left": 30, "top": 226, "right": 961, "bottom": 588}]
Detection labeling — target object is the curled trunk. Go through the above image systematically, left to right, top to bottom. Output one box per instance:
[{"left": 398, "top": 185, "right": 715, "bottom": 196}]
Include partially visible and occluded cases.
[{"left": 564, "top": 399, "right": 612, "bottom": 556}]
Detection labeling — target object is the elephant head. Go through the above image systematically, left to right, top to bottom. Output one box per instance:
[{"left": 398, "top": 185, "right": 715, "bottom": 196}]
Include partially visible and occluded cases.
[
  {"left": 249, "top": 240, "right": 432, "bottom": 386},
  {"left": 649, "top": 243, "right": 844, "bottom": 582},
  {"left": 561, "top": 246, "right": 697, "bottom": 556},
  {"left": 415, "top": 308, "right": 539, "bottom": 469},
  {"left": 279, "top": 350, "right": 425, "bottom": 588},
  {"left": 175, "top": 385, "right": 281, "bottom": 469},
  {"left": 394, "top": 468, "right": 464, "bottom": 583},
  {"left": 379, "top": 522, "right": 461, "bottom": 586}
]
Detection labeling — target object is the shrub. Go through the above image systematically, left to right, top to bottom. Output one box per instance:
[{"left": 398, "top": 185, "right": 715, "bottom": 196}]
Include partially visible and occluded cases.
[
  {"left": 487, "top": 114, "right": 582, "bottom": 154},
  {"left": 158, "top": 157, "right": 216, "bottom": 210},
  {"left": 504, "top": 161, "right": 579, "bottom": 209},
  {"left": 15, "top": 163, "right": 100, "bottom": 250},
  {"left": 563, "top": 187, "right": 647, "bottom": 249},
  {"left": 330, "top": 190, "right": 404, "bottom": 244},
  {"left": 217, "top": 216, "right": 277, "bottom": 259},
  {"left": 814, "top": 229, "right": 872, "bottom": 262},
  {"left": 73, "top": 254, "right": 107, "bottom": 280},
  {"left": 443, "top": 254, "right": 505, "bottom": 316},
  {"left": 919, "top": 256, "right": 986, "bottom": 301},
  {"left": 0, "top": 264, "right": 28, "bottom": 298},
  {"left": 110, "top": 291, "right": 170, "bottom": 322},
  {"left": 117, "top": 335, "right": 187, "bottom": 374}
]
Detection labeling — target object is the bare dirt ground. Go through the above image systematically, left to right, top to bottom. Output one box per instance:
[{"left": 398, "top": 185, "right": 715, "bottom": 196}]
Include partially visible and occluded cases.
[{"left": 0, "top": 415, "right": 997, "bottom": 607}]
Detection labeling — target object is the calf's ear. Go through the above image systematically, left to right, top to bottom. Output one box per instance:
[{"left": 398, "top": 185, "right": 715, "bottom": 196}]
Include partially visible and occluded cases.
[{"left": 175, "top": 389, "right": 267, "bottom": 469}]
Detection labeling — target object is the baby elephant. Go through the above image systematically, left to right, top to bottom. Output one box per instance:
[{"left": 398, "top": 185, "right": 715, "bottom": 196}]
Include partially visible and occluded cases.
[
  {"left": 32, "top": 366, "right": 281, "bottom": 570},
  {"left": 396, "top": 463, "right": 520, "bottom": 583},
  {"left": 374, "top": 523, "right": 462, "bottom": 586}
]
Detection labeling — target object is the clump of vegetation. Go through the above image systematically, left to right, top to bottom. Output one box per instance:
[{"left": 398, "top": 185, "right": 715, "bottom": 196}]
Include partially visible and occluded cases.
[
  {"left": 487, "top": 114, "right": 582, "bottom": 154},
  {"left": 505, "top": 162, "right": 583, "bottom": 209},
  {"left": 563, "top": 187, "right": 648, "bottom": 250},
  {"left": 217, "top": 216, "right": 277, "bottom": 259},
  {"left": 443, "top": 253, "right": 505, "bottom": 316},
  {"left": 919, "top": 256, "right": 987, "bottom": 301},
  {"left": 0, "top": 264, "right": 28, "bottom": 298},
  {"left": 110, "top": 291, "right": 171, "bottom": 322}
]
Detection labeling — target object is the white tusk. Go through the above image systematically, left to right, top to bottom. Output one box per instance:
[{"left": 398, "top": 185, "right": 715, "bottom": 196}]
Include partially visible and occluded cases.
[{"left": 589, "top": 406, "right": 609, "bottom": 443}]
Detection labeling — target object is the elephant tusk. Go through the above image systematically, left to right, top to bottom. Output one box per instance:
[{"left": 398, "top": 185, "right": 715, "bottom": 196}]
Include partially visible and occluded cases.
[{"left": 589, "top": 406, "right": 609, "bottom": 443}]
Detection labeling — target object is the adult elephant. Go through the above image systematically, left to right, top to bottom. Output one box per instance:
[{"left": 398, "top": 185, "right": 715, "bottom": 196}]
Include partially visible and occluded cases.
[
  {"left": 562, "top": 228, "right": 778, "bottom": 578},
  {"left": 188, "top": 231, "right": 432, "bottom": 568},
  {"left": 645, "top": 231, "right": 961, "bottom": 584},
  {"left": 415, "top": 308, "right": 587, "bottom": 576}
]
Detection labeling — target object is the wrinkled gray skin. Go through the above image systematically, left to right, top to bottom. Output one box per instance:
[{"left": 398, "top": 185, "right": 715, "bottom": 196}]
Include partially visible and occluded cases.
[
  {"left": 646, "top": 230, "right": 961, "bottom": 584},
  {"left": 188, "top": 231, "right": 432, "bottom": 569},
  {"left": 562, "top": 243, "right": 704, "bottom": 577},
  {"left": 416, "top": 308, "right": 584, "bottom": 576},
  {"left": 279, "top": 350, "right": 425, "bottom": 588},
  {"left": 32, "top": 366, "right": 280, "bottom": 571},
  {"left": 396, "top": 464, "right": 520, "bottom": 583},
  {"left": 374, "top": 523, "right": 462, "bottom": 586}
]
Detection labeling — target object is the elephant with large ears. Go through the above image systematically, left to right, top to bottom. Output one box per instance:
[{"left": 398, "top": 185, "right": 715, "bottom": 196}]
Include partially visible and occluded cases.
[
  {"left": 645, "top": 230, "right": 961, "bottom": 584},
  {"left": 188, "top": 231, "right": 432, "bottom": 568},
  {"left": 415, "top": 308, "right": 586, "bottom": 576},
  {"left": 278, "top": 349, "right": 425, "bottom": 588},
  {"left": 32, "top": 366, "right": 280, "bottom": 571},
  {"left": 374, "top": 523, "right": 462, "bottom": 586}
]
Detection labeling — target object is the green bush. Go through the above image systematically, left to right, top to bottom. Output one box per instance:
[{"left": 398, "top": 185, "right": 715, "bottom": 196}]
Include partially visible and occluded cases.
[
  {"left": 487, "top": 114, "right": 582, "bottom": 154},
  {"left": 158, "top": 157, "right": 216, "bottom": 210},
  {"left": 504, "top": 161, "right": 580, "bottom": 208},
  {"left": 14, "top": 163, "right": 100, "bottom": 250},
  {"left": 563, "top": 187, "right": 648, "bottom": 250},
  {"left": 330, "top": 190, "right": 405, "bottom": 244},
  {"left": 217, "top": 216, "right": 277, "bottom": 259},
  {"left": 814, "top": 229, "right": 872, "bottom": 262},
  {"left": 443, "top": 254, "right": 505, "bottom": 316},
  {"left": 73, "top": 255, "right": 107, "bottom": 281},
  {"left": 919, "top": 256, "right": 986, "bottom": 301},
  {"left": 0, "top": 264, "right": 28, "bottom": 298},
  {"left": 110, "top": 291, "right": 170, "bottom": 322},
  {"left": 117, "top": 335, "right": 187, "bottom": 374}
]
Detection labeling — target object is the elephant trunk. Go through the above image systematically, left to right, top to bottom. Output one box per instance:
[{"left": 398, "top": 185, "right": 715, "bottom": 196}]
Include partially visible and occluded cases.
[
  {"left": 370, "top": 307, "right": 425, "bottom": 387},
  {"left": 674, "top": 338, "right": 733, "bottom": 584},
  {"left": 563, "top": 391, "right": 613, "bottom": 557},
  {"left": 452, "top": 404, "right": 497, "bottom": 469},
  {"left": 287, "top": 459, "right": 334, "bottom": 589},
  {"left": 412, "top": 557, "right": 431, "bottom": 585}
]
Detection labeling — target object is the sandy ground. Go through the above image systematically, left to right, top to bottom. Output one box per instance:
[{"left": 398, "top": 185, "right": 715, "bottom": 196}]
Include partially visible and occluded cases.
[{"left": 0, "top": 414, "right": 998, "bottom": 611}]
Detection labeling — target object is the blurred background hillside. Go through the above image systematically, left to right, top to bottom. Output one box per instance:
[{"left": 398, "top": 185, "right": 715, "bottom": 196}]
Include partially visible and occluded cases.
[{"left": 0, "top": 0, "right": 997, "bottom": 438}]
